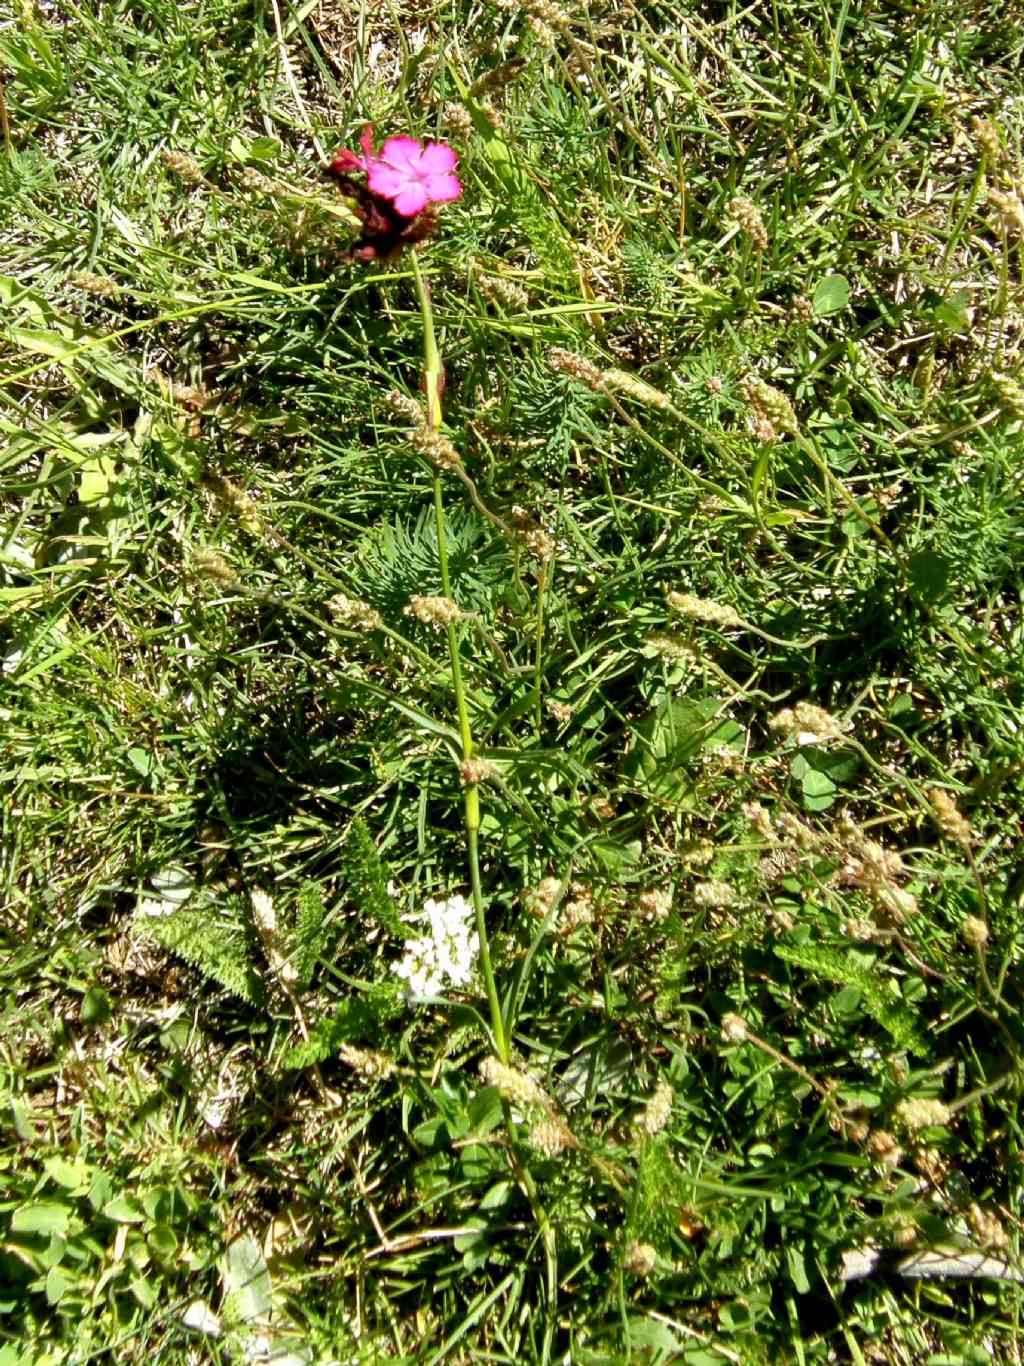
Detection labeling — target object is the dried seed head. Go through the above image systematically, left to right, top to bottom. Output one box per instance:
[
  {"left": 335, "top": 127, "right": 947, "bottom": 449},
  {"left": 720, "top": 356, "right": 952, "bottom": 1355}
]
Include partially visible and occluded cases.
[
  {"left": 511, "top": 0, "right": 572, "bottom": 31},
  {"left": 469, "top": 60, "right": 526, "bottom": 100},
  {"left": 476, "top": 99, "right": 504, "bottom": 133},
  {"left": 444, "top": 103, "right": 475, "bottom": 141},
  {"left": 971, "top": 116, "right": 1003, "bottom": 166},
  {"left": 162, "top": 149, "right": 205, "bottom": 185},
  {"left": 239, "top": 165, "right": 279, "bottom": 195},
  {"left": 987, "top": 184, "right": 1024, "bottom": 239},
  {"left": 727, "top": 195, "right": 768, "bottom": 250},
  {"left": 68, "top": 270, "right": 120, "bottom": 298},
  {"left": 476, "top": 270, "right": 529, "bottom": 313},
  {"left": 548, "top": 347, "right": 603, "bottom": 389},
  {"left": 602, "top": 369, "right": 672, "bottom": 411},
  {"left": 992, "top": 372, "right": 1024, "bottom": 421},
  {"left": 741, "top": 376, "right": 798, "bottom": 435},
  {"left": 384, "top": 390, "right": 424, "bottom": 424},
  {"left": 411, "top": 425, "right": 461, "bottom": 469},
  {"left": 206, "top": 475, "right": 262, "bottom": 535},
  {"left": 519, "top": 526, "right": 556, "bottom": 561},
  {"left": 193, "top": 547, "right": 239, "bottom": 590},
  {"left": 665, "top": 590, "right": 742, "bottom": 628},
  {"left": 328, "top": 593, "right": 383, "bottom": 631},
  {"left": 404, "top": 594, "right": 463, "bottom": 626},
  {"left": 646, "top": 632, "right": 697, "bottom": 663},
  {"left": 545, "top": 698, "right": 573, "bottom": 725},
  {"left": 770, "top": 701, "right": 848, "bottom": 744},
  {"left": 459, "top": 757, "right": 499, "bottom": 785},
  {"left": 928, "top": 787, "right": 972, "bottom": 847},
  {"left": 742, "top": 801, "right": 775, "bottom": 840},
  {"left": 777, "top": 810, "right": 819, "bottom": 850},
  {"left": 678, "top": 839, "right": 715, "bottom": 867},
  {"left": 523, "top": 877, "right": 563, "bottom": 918},
  {"left": 694, "top": 879, "right": 737, "bottom": 910},
  {"left": 561, "top": 884, "right": 594, "bottom": 930},
  {"left": 876, "top": 884, "right": 919, "bottom": 922},
  {"left": 637, "top": 887, "right": 672, "bottom": 920},
  {"left": 961, "top": 915, "right": 989, "bottom": 949},
  {"left": 842, "top": 917, "right": 878, "bottom": 941},
  {"left": 721, "top": 1012, "right": 748, "bottom": 1043},
  {"left": 337, "top": 1043, "right": 396, "bottom": 1078},
  {"left": 479, "top": 1056, "right": 547, "bottom": 1108},
  {"left": 635, "top": 1078, "right": 673, "bottom": 1137},
  {"left": 894, "top": 1098, "right": 952, "bottom": 1132},
  {"left": 528, "top": 1116, "right": 573, "bottom": 1156},
  {"left": 866, "top": 1129, "right": 902, "bottom": 1168},
  {"left": 968, "top": 1203, "right": 1009, "bottom": 1252},
  {"left": 622, "top": 1241, "right": 657, "bottom": 1276}
]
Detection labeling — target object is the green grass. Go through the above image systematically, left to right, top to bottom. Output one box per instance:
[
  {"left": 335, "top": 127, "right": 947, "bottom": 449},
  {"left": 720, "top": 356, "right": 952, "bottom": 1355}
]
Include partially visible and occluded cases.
[{"left": 2, "top": 0, "right": 1024, "bottom": 1361}]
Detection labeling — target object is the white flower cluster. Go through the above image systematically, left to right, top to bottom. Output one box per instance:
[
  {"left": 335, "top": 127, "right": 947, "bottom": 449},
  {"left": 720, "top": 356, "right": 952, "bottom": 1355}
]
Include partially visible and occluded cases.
[{"left": 392, "top": 894, "right": 478, "bottom": 1003}]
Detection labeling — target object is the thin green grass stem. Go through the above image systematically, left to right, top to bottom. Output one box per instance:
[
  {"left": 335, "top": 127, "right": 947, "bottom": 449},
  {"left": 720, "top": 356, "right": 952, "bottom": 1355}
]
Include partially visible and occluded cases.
[{"left": 412, "top": 249, "right": 508, "bottom": 1064}]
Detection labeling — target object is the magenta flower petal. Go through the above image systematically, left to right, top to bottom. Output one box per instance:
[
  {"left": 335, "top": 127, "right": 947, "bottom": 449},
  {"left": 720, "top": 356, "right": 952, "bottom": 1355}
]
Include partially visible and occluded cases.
[
  {"left": 359, "top": 125, "right": 378, "bottom": 159},
  {"left": 378, "top": 136, "right": 424, "bottom": 170},
  {"left": 417, "top": 142, "right": 459, "bottom": 175},
  {"left": 366, "top": 162, "right": 412, "bottom": 199},
  {"left": 423, "top": 172, "right": 462, "bottom": 203},
  {"left": 391, "top": 183, "right": 431, "bottom": 216}
]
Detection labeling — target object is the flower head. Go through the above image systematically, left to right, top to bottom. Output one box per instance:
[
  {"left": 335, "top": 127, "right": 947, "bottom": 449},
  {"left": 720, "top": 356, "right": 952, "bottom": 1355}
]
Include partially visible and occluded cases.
[
  {"left": 327, "top": 127, "right": 461, "bottom": 260},
  {"left": 363, "top": 135, "right": 462, "bottom": 216},
  {"left": 391, "top": 894, "right": 478, "bottom": 1003}
]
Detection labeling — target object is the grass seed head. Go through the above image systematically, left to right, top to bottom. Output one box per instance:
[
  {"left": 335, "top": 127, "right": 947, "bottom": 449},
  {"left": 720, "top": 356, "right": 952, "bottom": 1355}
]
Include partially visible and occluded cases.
[
  {"left": 444, "top": 103, "right": 474, "bottom": 141},
  {"left": 162, "top": 149, "right": 205, "bottom": 184},
  {"left": 987, "top": 184, "right": 1024, "bottom": 238},
  {"left": 727, "top": 195, "right": 768, "bottom": 250},
  {"left": 68, "top": 270, "right": 120, "bottom": 297},
  {"left": 548, "top": 347, "right": 604, "bottom": 389},
  {"left": 992, "top": 372, "right": 1024, "bottom": 421},
  {"left": 741, "top": 375, "right": 798, "bottom": 436},
  {"left": 384, "top": 390, "right": 424, "bottom": 424},
  {"left": 411, "top": 425, "right": 461, "bottom": 469},
  {"left": 193, "top": 547, "right": 239, "bottom": 589},
  {"left": 665, "top": 590, "right": 742, "bottom": 628},
  {"left": 328, "top": 594, "right": 383, "bottom": 631},
  {"left": 405, "top": 594, "right": 462, "bottom": 625},
  {"left": 459, "top": 757, "right": 499, "bottom": 785},
  {"left": 928, "top": 787, "right": 972, "bottom": 847},
  {"left": 961, "top": 915, "right": 989, "bottom": 949},
  {"left": 479, "top": 1056, "right": 547, "bottom": 1108},
  {"left": 635, "top": 1078, "right": 674, "bottom": 1137},
  {"left": 895, "top": 1098, "right": 952, "bottom": 1132},
  {"left": 529, "top": 1116, "right": 573, "bottom": 1156},
  {"left": 866, "top": 1129, "right": 902, "bottom": 1169},
  {"left": 968, "top": 1203, "right": 1009, "bottom": 1252},
  {"left": 622, "top": 1241, "right": 657, "bottom": 1276}
]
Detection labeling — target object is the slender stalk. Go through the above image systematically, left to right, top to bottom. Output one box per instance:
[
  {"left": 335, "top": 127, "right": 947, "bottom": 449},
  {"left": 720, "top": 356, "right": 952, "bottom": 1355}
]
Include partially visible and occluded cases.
[
  {"left": 411, "top": 250, "right": 508, "bottom": 1063},
  {"left": 532, "top": 559, "right": 549, "bottom": 734}
]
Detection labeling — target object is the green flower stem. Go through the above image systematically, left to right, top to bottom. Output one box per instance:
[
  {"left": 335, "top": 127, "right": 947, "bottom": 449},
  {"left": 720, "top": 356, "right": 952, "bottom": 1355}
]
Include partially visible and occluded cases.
[
  {"left": 411, "top": 249, "right": 509, "bottom": 1064},
  {"left": 532, "top": 558, "right": 549, "bottom": 734}
]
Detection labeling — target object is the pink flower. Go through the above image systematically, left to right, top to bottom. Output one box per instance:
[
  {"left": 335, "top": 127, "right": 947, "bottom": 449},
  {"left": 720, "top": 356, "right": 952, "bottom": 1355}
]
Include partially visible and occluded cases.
[{"left": 363, "top": 134, "right": 462, "bottom": 217}]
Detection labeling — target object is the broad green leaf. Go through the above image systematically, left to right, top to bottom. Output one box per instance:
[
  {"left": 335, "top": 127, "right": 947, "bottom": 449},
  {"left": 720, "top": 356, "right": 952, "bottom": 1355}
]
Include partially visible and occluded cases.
[
  {"left": 812, "top": 274, "right": 850, "bottom": 315},
  {"left": 77, "top": 453, "right": 119, "bottom": 506},
  {"left": 80, "top": 986, "right": 111, "bottom": 1026},
  {"left": 43, "top": 1157, "right": 92, "bottom": 1193},
  {"left": 102, "top": 1194, "right": 145, "bottom": 1223},
  {"left": 11, "top": 1202, "right": 73, "bottom": 1236},
  {"left": 222, "top": 1233, "right": 273, "bottom": 1324},
  {"left": 45, "top": 1265, "right": 73, "bottom": 1306},
  {"left": 130, "top": 1275, "right": 158, "bottom": 1309}
]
